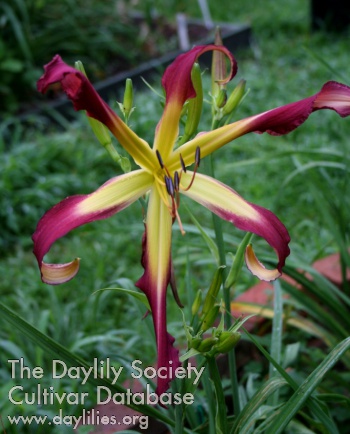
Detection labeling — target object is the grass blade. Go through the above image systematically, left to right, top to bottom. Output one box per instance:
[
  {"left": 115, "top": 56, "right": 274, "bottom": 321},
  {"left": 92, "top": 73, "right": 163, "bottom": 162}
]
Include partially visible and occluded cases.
[
  {"left": 268, "top": 280, "right": 283, "bottom": 406},
  {"left": 0, "top": 301, "right": 174, "bottom": 426},
  {"left": 244, "top": 330, "right": 339, "bottom": 433},
  {"left": 267, "top": 337, "right": 350, "bottom": 433},
  {"left": 231, "top": 377, "right": 287, "bottom": 434}
]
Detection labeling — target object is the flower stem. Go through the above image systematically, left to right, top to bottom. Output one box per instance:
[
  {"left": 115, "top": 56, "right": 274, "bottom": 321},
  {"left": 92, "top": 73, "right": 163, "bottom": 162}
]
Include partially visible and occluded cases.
[
  {"left": 103, "top": 142, "right": 122, "bottom": 165},
  {"left": 206, "top": 154, "right": 241, "bottom": 416},
  {"left": 207, "top": 356, "right": 228, "bottom": 434},
  {"left": 200, "top": 362, "right": 217, "bottom": 433},
  {"left": 171, "top": 379, "right": 185, "bottom": 434}
]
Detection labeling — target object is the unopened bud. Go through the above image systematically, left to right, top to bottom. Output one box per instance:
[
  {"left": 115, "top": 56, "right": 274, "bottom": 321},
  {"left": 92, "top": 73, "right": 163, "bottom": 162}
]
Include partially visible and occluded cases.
[
  {"left": 211, "top": 27, "right": 226, "bottom": 99},
  {"left": 183, "top": 63, "right": 203, "bottom": 141},
  {"left": 117, "top": 78, "right": 135, "bottom": 123},
  {"left": 123, "top": 78, "right": 134, "bottom": 118},
  {"left": 222, "top": 79, "right": 246, "bottom": 116},
  {"left": 215, "top": 89, "right": 227, "bottom": 109},
  {"left": 120, "top": 156, "right": 131, "bottom": 173},
  {"left": 201, "top": 266, "right": 224, "bottom": 319},
  {"left": 191, "top": 289, "right": 202, "bottom": 316},
  {"left": 200, "top": 304, "right": 220, "bottom": 332},
  {"left": 212, "top": 332, "right": 240, "bottom": 354},
  {"left": 190, "top": 337, "right": 202, "bottom": 350},
  {"left": 198, "top": 337, "right": 218, "bottom": 353}
]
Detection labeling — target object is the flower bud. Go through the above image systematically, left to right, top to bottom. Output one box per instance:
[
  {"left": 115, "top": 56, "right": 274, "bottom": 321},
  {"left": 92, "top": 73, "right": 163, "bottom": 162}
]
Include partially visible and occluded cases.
[
  {"left": 211, "top": 27, "right": 226, "bottom": 99},
  {"left": 179, "top": 63, "right": 203, "bottom": 145},
  {"left": 117, "top": 78, "right": 135, "bottom": 123},
  {"left": 123, "top": 78, "right": 134, "bottom": 119},
  {"left": 222, "top": 79, "right": 246, "bottom": 116},
  {"left": 215, "top": 89, "right": 227, "bottom": 109},
  {"left": 120, "top": 156, "right": 131, "bottom": 173},
  {"left": 225, "top": 232, "right": 253, "bottom": 289},
  {"left": 201, "top": 266, "right": 224, "bottom": 319},
  {"left": 191, "top": 289, "right": 202, "bottom": 316},
  {"left": 200, "top": 304, "right": 220, "bottom": 332},
  {"left": 211, "top": 332, "right": 240, "bottom": 354},
  {"left": 197, "top": 336, "right": 218, "bottom": 353},
  {"left": 189, "top": 337, "right": 202, "bottom": 350}
]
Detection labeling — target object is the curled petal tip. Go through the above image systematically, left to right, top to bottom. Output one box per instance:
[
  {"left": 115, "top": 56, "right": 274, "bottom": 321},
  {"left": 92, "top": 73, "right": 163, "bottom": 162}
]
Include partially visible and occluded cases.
[
  {"left": 313, "top": 81, "right": 350, "bottom": 117},
  {"left": 245, "top": 245, "right": 281, "bottom": 282},
  {"left": 41, "top": 258, "right": 81, "bottom": 285}
]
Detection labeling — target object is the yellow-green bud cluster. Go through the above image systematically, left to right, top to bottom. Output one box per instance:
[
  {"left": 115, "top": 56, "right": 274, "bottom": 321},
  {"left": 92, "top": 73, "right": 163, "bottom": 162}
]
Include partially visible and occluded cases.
[
  {"left": 210, "top": 27, "right": 247, "bottom": 123},
  {"left": 186, "top": 266, "right": 240, "bottom": 356},
  {"left": 188, "top": 328, "right": 240, "bottom": 356},
  {"left": 209, "top": 331, "right": 240, "bottom": 355}
]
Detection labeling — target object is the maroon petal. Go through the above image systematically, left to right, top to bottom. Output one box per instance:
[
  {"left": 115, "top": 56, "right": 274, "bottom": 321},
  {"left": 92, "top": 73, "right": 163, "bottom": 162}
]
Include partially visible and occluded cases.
[
  {"left": 162, "top": 44, "right": 237, "bottom": 108},
  {"left": 153, "top": 45, "right": 237, "bottom": 159},
  {"left": 37, "top": 55, "right": 156, "bottom": 170},
  {"left": 37, "top": 55, "right": 115, "bottom": 128},
  {"left": 168, "top": 80, "right": 350, "bottom": 170},
  {"left": 252, "top": 81, "right": 350, "bottom": 136},
  {"left": 33, "top": 171, "right": 152, "bottom": 284},
  {"left": 181, "top": 172, "right": 290, "bottom": 280},
  {"left": 135, "top": 189, "right": 180, "bottom": 395}
]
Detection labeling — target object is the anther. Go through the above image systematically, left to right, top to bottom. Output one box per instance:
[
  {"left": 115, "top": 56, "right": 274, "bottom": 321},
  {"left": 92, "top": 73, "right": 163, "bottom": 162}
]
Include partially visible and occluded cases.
[
  {"left": 181, "top": 146, "right": 201, "bottom": 191},
  {"left": 195, "top": 146, "right": 201, "bottom": 167},
  {"left": 156, "top": 150, "right": 164, "bottom": 169},
  {"left": 179, "top": 154, "right": 187, "bottom": 173},
  {"left": 174, "top": 171, "right": 180, "bottom": 192},
  {"left": 165, "top": 175, "right": 175, "bottom": 197}
]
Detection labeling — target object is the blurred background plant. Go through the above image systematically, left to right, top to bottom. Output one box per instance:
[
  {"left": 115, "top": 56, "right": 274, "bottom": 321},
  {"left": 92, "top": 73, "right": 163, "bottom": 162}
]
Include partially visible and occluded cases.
[{"left": 0, "top": 0, "right": 175, "bottom": 116}]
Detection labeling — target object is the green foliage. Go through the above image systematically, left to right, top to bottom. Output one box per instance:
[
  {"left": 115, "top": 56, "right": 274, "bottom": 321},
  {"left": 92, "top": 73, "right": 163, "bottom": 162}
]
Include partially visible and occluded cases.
[
  {"left": 0, "top": 0, "right": 140, "bottom": 115},
  {"left": 0, "top": 123, "right": 116, "bottom": 252}
]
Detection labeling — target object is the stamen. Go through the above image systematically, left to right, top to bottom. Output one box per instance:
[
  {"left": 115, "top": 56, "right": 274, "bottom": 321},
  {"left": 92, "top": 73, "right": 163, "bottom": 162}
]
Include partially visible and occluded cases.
[
  {"left": 195, "top": 146, "right": 201, "bottom": 167},
  {"left": 181, "top": 147, "right": 201, "bottom": 191},
  {"left": 156, "top": 150, "right": 164, "bottom": 168},
  {"left": 179, "top": 153, "right": 187, "bottom": 173},
  {"left": 158, "top": 160, "right": 186, "bottom": 235},
  {"left": 174, "top": 171, "right": 180, "bottom": 192},
  {"left": 163, "top": 174, "right": 186, "bottom": 236},
  {"left": 164, "top": 175, "right": 175, "bottom": 197},
  {"left": 174, "top": 205, "right": 185, "bottom": 235}
]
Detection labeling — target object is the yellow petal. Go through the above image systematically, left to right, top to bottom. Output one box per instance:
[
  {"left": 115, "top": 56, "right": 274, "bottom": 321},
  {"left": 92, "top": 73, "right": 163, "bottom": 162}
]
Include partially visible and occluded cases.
[
  {"left": 245, "top": 245, "right": 281, "bottom": 281},
  {"left": 41, "top": 259, "right": 80, "bottom": 285}
]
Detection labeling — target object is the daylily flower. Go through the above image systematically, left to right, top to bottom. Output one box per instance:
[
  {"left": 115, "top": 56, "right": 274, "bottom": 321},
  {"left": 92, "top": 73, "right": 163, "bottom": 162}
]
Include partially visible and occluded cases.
[{"left": 34, "top": 45, "right": 350, "bottom": 394}]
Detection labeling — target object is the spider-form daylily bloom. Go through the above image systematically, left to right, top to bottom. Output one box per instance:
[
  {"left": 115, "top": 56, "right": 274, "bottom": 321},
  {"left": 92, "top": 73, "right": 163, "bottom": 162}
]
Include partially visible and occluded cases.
[{"left": 34, "top": 45, "right": 350, "bottom": 394}]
